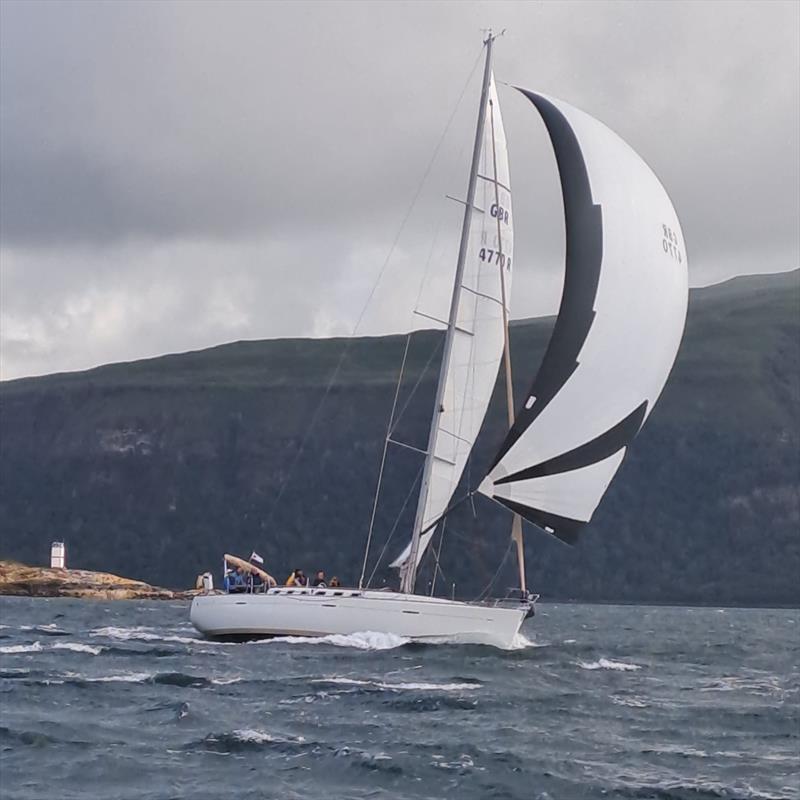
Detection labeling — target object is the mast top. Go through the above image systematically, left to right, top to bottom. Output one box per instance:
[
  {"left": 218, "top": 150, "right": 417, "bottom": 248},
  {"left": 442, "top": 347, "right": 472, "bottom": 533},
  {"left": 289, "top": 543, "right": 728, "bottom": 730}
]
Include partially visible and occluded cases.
[
  {"left": 482, "top": 28, "right": 505, "bottom": 45},
  {"left": 399, "top": 31, "right": 499, "bottom": 595}
]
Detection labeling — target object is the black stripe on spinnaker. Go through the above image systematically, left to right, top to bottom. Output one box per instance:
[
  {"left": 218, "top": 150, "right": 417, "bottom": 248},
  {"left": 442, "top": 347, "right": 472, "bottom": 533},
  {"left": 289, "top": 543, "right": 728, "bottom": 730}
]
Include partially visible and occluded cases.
[
  {"left": 488, "top": 90, "right": 603, "bottom": 471},
  {"left": 494, "top": 401, "right": 647, "bottom": 486},
  {"left": 494, "top": 498, "right": 585, "bottom": 546}
]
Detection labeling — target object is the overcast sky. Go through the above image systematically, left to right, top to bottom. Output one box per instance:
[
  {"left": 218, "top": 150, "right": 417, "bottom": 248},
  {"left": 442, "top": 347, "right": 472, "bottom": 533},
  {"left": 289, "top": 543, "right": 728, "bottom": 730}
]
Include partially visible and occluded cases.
[{"left": 1, "top": 0, "right": 798, "bottom": 380}]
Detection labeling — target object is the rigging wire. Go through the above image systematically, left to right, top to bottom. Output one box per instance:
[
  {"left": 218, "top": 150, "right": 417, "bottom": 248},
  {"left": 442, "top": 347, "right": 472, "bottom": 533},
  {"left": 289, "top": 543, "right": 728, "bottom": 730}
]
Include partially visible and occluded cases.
[
  {"left": 261, "top": 46, "right": 485, "bottom": 532},
  {"left": 412, "top": 120, "right": 476, "bottom": 315},
  {"left": 412, "top": 199, "right": 448, "bottom": 314},
  {"left": 358, "top": 333, "right": 412, "bottom": 589},
  {"left": 388, "top": 335, "right": 443, "bottom": 437},
  {"left": 426, "top": 444, "right": 474, "bottom": 596},
  {"left": 365, "top": 464, "right": 423, "bottom": 588},
  {"left": 428, "top": 518, "right": 448, "bottom": 596},
  {"left": 473, "top": 536, "right": 514, "bottom": 602}
]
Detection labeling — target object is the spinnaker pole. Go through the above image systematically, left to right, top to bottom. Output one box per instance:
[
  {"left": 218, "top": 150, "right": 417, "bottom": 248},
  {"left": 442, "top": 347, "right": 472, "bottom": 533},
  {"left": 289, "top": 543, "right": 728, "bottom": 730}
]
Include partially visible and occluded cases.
[{"left": 400, "top": 33, "right": 497, "bottom": 594}]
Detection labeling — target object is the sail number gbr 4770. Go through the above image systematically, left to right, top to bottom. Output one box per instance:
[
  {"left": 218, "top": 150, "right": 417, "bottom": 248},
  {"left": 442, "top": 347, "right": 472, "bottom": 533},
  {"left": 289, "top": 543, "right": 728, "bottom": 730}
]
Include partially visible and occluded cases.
[
  {"left": 479, "top": 202, "right": 512, "bottom": 270},
  {"left": 478, "top": 247, "right": 511, "bottom": 270}
]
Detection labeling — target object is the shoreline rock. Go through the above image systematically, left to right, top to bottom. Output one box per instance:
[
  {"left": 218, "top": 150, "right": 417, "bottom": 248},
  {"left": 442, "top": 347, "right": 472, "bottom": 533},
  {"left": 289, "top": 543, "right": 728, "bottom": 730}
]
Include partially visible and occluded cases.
[{"left": 0, "top": 560, "right": 194, "bottom": 600}]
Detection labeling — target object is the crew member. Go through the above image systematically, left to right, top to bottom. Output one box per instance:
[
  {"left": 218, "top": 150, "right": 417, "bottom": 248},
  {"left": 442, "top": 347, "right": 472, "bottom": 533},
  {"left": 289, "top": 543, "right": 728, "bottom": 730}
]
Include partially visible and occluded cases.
[{"left": 312, "top": 570, "right": 326, "bottom": 588}]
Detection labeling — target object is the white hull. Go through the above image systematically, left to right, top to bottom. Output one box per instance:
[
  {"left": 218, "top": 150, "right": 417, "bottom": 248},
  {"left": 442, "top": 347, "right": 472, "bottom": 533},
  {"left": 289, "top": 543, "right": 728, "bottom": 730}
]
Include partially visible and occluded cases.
[{"left": 190, "top": 587, "right": 529, "bottom": 649}]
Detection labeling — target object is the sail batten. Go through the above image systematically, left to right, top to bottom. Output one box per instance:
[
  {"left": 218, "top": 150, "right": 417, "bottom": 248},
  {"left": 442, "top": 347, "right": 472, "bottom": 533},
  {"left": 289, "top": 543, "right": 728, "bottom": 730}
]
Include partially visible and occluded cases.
[{"left": 479, "top": 89, "right": 688, "bottom": 545}]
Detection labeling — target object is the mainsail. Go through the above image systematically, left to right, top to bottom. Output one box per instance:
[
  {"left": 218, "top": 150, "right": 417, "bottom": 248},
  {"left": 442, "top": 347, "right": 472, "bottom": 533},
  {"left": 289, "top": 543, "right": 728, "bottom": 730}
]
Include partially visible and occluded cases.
[
  {"left": 392, "top": 75, "right": 513, "bottom": 574},
  {"left": 478, "top": 90, "right": 689, "bottom": 543}
]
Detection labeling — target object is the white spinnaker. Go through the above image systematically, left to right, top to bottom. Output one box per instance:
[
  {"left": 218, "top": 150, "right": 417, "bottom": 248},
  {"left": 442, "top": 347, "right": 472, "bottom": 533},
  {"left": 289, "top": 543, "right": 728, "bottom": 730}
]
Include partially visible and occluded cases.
[
  {"left": 392, "top": 76, "right": 513, "bottom": 570},
  {"left": 478, "top": 91, "right": 688, "bottom": 542}
]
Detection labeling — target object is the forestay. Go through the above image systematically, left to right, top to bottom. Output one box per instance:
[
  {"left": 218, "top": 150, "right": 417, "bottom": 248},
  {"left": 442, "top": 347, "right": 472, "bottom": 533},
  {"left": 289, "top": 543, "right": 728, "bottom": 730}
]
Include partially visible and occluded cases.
[
  {"left": 392, "top": 75, "right": 513, "bottom": 572},
  {"left": 478, "top": 90, "right": 688, "bottom": 544}
]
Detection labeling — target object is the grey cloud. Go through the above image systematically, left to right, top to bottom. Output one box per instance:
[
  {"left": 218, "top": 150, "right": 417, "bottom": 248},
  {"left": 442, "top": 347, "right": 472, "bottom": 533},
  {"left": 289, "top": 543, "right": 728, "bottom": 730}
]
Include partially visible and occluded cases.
[{"left": 1, "top": 0, "right": 798, "bottom": 380}]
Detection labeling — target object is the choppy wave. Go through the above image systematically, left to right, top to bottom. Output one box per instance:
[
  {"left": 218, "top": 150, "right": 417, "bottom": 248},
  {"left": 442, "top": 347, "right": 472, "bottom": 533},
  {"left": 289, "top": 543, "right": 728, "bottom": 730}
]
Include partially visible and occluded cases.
[
  {"left": 2, "top": 600, "right": 796, "bottom": 800},
  {"left": 20, "top": 625, "right": 69, "bottom": 637},
  {"left": 87, "top": 625, "right": 540, "bottom": 653},
  {"left": 89, "top": 626, "right": 215, "bottom": 645},
  {"left": 91, "top": 626, "right": 241, "bottom": 650},
  {"left": 259, "top": 629, "right": 540, "bottom": 651},
  {"left": 263, "top": 631, "right": 411, "bottom": 650},
  {"left": 506, "top": 631, "right": 539, "bottom": 650},
  {"left": 1, "top": 641, "right": 144, "bottom": 657},
  {"left": 0, "top": 642, "right": 43, "bottom": 654},
  {"left": 51, "top": 642, "right": 104, "bottom": 655},
  {"left": 103, "top": 645, "right": 182, "bottom": 658},
  {"left": 578, "top": 657, "right": 642, "bottom": 672},
  {"left": 0, "top": 669, "right": 31, "bottom": 679},
  {"left": 53, "top": 670, "right": 214, "bottom": 687},
  {"left": 66, "top": 670, "right": 155, "bottom": 684},
  {"left": 69, "top": 670, "right": 246, "bottom": 689},
  {"left": 152, "top": 672, "right": 212, "bottom": 688},
  {"left": 698, "top": 675, "right": 784, "bottom": 696},
  {"left": 312, "top": 676, "right": 481, "bottom": 692},
  {"left": 612, "top": 695, "right": 650, "bottom": 708},
  {"left": 0, "top": 726, "right": 89, "bottom": 749},
  {"left": 231, "top": 728, "right": 305, "bottom": 744},
  {"left": 193, "top": 729, "right": 308, "bottom": 755},
  {"left": 641, "top": 743, "right": 712, "bottom": 758},
  {"left": 332, "top": 745, "right": 404, "bottom": 775},
  {"left": 432, "top": 752, "right": 483, "bottom": 773},
  {"left": 607, "top": 779, "right": 796, "bottom": 800}
]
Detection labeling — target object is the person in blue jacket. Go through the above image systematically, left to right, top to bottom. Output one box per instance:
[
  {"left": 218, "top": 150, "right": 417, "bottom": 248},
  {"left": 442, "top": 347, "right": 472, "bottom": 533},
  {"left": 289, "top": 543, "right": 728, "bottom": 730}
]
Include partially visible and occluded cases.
[{"left": 226, "top": 566, "right": 247, "bottom": 593}]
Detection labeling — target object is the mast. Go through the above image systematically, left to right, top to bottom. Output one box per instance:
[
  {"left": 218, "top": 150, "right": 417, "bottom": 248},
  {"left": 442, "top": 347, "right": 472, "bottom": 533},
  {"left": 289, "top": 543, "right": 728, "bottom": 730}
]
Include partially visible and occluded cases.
[
  {"left": 400, "top": 33, "right": 497, "bottom": 594},
  {"left": 488, "top": 97, "right": 527, "bottom": 595}
]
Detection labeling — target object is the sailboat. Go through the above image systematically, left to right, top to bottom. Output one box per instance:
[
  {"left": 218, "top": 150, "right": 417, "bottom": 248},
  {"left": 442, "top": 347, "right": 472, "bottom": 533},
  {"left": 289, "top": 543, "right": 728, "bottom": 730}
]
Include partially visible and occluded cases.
[{"left": 190, "top": 33, "right": 688, "bottom": 648}]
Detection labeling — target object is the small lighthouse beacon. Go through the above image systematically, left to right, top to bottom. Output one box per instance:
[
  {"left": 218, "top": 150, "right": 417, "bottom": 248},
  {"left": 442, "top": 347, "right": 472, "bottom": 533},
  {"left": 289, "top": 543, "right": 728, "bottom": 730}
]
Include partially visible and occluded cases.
[{"left": 50, "top": 541, "right": 66, "bottom": 569}]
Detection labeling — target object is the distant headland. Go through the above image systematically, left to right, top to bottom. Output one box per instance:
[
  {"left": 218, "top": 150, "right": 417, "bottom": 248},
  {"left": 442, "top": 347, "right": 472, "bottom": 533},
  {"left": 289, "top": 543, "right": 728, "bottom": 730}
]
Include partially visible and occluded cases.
[
  {"left": 0, "top": 270, "right": 797, "bottom": 606},
  {"left": 0, "top": 560, "right": 192, "bottom": 600}
]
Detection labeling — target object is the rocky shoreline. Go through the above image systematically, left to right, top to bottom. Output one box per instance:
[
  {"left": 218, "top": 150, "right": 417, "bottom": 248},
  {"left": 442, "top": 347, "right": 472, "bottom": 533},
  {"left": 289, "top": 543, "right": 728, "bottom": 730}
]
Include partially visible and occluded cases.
[{"left": 0, "top": 560, "right": 194, "bottom": 600}]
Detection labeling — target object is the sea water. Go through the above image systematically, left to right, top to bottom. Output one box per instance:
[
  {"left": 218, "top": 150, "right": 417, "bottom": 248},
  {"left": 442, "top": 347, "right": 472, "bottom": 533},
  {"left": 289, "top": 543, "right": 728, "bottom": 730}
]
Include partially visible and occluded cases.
[{"left": 0, "top": 598, "right": 797, "bottom": 800}]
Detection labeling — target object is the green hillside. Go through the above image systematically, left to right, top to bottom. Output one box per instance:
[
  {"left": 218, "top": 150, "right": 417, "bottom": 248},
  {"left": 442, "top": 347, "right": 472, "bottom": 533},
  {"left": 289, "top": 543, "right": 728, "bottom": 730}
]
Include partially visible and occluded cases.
[{"left": 1, "top": 270, "right": 798, "bottom": 605}]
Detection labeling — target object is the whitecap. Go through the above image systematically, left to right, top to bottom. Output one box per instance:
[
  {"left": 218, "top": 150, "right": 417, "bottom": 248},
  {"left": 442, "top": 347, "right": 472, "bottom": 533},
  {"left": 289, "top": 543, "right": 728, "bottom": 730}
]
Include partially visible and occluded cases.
[
  {"left": 20, "top": 624, "right": 63, "bottom": 632},
  {"left": 90, "top": 626, "right": 224, "bottom": 646},
  {"left": 90, "top": 626, "right": 153, "bottom": 640},
  {"left": 260, "top": 631, "right": 410, "bottom": 651},
  {"left": 425, "top": 631, "right": 543, "bottom": 650},
  {"left": 505, "top": 632, "right": 542, "bottom": 650},
  {"left": 147, "top": 635, "right": 208, "bottom": 645},
  {"left": 0, "top": 642, "right": 43, "bottom": 654},
  {"left": 51, "top": 642, "right": 104, "bottom": 655},
  {"left": 579, "top": 658, "right": 642, "bottom": 672},
  {"left": 61, "top": 670, "right": 153, "bottom": 683},
  {"left": 85, "top": 672, "right": 154, "bottom": 683},
  {"left": 699, "top": 675, "right": 783, "bottom": 695},
  {"left": 312, "top": 676, "right": 480, "bottom": 692},
  {"left": 390, "top": 681, "right": 478, "bottom": 692},
  {"left": 279, "top": 691, "right": 343, "bottom": 705},
  {"left": 611, "top": 696, "right": 649, "bottom": 708},
  {"left": 230, "top": 729, "right": 305, "bottom": 744},
  {"left": 644, "top": 743, "right": 710, "bottom": 758},
  {"left": 432, "top": 753, "right": 484, "bottom": 772},
  {"left": 761, "top": 753, "right": 798, "bottom": 763}
]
